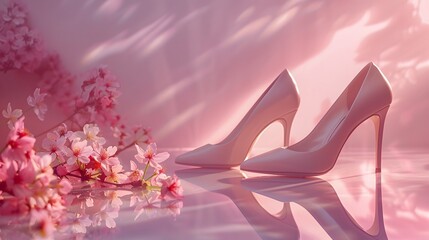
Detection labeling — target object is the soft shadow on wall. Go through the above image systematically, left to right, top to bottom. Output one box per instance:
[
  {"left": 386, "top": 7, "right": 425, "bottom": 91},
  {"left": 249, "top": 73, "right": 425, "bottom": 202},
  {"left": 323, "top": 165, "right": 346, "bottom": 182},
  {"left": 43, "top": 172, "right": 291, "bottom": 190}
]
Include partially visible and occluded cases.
[
  {"left": 1, "top": 0, "right": 428, "bottom": 150},
  {"left": 355, "top": 0, "right": 429, "bottom": 149}
]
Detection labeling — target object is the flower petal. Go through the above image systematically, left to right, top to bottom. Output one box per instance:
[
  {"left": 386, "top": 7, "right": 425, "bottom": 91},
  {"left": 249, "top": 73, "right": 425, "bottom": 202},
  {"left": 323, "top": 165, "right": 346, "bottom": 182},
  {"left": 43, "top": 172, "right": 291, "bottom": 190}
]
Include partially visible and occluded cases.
[{"left": 153, "top": 152, "right": 170, "bottom": 163}]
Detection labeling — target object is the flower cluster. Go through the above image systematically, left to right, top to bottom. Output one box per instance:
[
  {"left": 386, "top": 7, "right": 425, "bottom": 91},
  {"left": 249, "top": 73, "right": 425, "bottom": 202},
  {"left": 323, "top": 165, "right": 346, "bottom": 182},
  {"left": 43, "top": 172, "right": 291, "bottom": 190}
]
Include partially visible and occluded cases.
[
  {"left": 0, "top": 1, "right": 44, "bottom": 72},
  {"left": 0, "top": 1, "right": 183, "bottom": 239},
  {"left": 76, "top": 66, "right": 121, "bottom": 128},
  {"left": 0, "top": 118, "right": 72, "bottom": 234},
  {"left": 0, "top": 118, "right": 183, "bottom": 239},
  {"left": 40, "top": 122, "right": 181, "bottom": 193},
  {"left": 0, "top": 187, "right": 183, "bottom": 239},
  {"left": 63, "top": 187, "right": 182, "bottom": 237}
]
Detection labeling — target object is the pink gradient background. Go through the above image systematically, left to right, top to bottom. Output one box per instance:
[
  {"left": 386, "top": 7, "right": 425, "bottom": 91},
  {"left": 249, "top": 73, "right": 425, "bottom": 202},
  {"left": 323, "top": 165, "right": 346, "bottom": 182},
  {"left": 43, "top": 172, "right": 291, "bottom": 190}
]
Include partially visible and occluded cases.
[{"left": 1, "top": 0, "right": 428, "bottom": 151}]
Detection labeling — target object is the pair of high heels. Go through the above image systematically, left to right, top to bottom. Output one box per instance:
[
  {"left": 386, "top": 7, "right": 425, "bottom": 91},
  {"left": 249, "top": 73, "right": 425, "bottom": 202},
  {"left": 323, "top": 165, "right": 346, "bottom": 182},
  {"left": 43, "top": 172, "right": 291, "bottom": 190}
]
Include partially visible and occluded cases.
[{"left": 176, "top": 62, "right": 392, "bottom": 176}]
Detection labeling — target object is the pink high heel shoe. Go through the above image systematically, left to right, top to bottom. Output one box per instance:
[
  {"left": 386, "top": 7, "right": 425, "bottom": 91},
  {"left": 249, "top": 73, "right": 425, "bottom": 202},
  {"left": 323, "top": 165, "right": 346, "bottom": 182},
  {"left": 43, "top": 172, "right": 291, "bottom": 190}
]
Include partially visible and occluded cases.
[
  {"left": 241, "top": 62, "right": 392, "bottom": 176},
  {"left": 175, "top": 69, "right": 300, "bottom": 168}
]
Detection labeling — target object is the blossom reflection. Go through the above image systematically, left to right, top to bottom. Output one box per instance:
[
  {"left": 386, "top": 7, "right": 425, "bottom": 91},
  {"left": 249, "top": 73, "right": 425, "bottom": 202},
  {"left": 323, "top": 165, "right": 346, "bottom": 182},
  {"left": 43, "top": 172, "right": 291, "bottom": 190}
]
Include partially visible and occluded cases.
[
  {"left": 0, "top": 186, "right": 183, "bottom": 239},
  {"left": 63, "top": 186, "right": 183, "bottom": 238}
]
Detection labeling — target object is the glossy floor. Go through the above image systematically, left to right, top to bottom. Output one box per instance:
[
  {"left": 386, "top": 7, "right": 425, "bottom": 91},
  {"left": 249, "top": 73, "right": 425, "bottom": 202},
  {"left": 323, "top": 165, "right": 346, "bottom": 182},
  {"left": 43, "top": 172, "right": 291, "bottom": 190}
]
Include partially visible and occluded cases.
[{"left": 1, "top": 150, "right": 428, "bottom": 239}]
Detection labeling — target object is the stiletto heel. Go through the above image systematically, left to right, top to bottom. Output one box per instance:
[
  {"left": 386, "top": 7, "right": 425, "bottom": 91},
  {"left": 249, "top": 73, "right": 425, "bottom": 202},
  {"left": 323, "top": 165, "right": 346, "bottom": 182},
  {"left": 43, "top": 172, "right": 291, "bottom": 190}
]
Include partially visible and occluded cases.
[
  {"left": 241, "top": 62, "right": 393, "bottom": 176},
  {"left": 175, "top": 69, "right": 300, "bottom": 168},
  {"left": 372, "top": 106, "right": 389, "bottom": 173},
  {"left": 278, "top": 110, "right": 297, "bottom": 147}
]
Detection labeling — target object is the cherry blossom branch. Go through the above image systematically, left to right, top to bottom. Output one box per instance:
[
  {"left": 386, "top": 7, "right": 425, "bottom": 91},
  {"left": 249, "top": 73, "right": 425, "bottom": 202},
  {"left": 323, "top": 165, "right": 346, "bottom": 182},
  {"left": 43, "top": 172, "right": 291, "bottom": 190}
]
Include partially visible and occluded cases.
[
  {"left": 0, "top": 2, "right": 183, "bottom": 238},
  {"left": 33, "top": 99, "right": 96, "bottom": 138},
  {"left": 34, "top": 110, "right": 78, "bottom": 138},
  {"left": 114, "top": 140, "right": 137, "bottom": 156},
  {"left": 65, "top": 172, "right": 140, "bottom": 187}
]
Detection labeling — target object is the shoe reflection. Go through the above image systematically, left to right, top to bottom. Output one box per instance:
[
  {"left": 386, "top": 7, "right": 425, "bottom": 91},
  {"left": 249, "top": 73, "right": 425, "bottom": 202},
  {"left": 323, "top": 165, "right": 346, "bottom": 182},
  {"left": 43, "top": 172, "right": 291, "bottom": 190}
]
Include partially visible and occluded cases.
[
  {"left": 175, "top": 168, "right": 300, "bottom": 240},
  {"left": 241, "top": 174, "right": 387, "bottom": 240}
]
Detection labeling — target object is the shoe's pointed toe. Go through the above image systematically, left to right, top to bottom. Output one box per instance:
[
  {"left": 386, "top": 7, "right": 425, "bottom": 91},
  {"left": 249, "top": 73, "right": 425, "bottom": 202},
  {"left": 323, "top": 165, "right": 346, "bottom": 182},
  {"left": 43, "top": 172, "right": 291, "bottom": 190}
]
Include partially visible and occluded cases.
[
  {"left": 175, "top": 144, "right": 212, "bottom": 166},
  {"left": 175, "top": 144, "right": 240, "bottom": 168},
  {"left": 240, "top": 148, "right": 288, "bottom": 174},
  {"left": 241, "top": 148, "right": 323, "bottom": 176},
  {"left": 174, "top": 151, "right": 195, "bottom": 166},
  {"left": 240, "top": 155, "right": 266, "bottom": 173}
]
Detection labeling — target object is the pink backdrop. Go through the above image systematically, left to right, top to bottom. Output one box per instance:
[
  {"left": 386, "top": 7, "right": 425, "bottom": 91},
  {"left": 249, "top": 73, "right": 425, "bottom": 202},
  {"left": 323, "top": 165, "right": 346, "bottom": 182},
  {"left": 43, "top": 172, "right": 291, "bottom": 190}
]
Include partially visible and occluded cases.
[{"left": 1, "top": 0, "right": 428, "bottom": 151}]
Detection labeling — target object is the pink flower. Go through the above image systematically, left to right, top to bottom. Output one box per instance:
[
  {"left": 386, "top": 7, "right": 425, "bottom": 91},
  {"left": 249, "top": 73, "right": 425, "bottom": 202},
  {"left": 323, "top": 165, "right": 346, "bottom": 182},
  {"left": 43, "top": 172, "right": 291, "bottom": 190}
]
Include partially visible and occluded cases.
[
  {"left": 2, "top": 2, "right": 26, "bottom": 26},
  {"left": 16, "top": 26, "right": 36, "bottom": 46},
  {"left": 11, "top": 30, "right": 26, "bottom": 50},
  {"left": 79, "top": 67, "right": 121, "bottom": 127},
  {"left": 82, "top": 67, "right": 120, "bottom": 98},
  {"left": 27, "top": 88, "right": 48, "bottom": 121},
  {"left": 2, "top": 102, "right": 22, "bottom": 129},
  {"left": 1, "top": 118, "right": 35, "bottom": 163},
  {"left": 54, "top": 123, "right": 72, "bottom": 139},
  {"left": 70, "top": 124, "right": 106, "bottom": 145},
  {"left": 130, "top": 125, "right": 152, "bottom": 145},
  {"left": 42, "top": 133, "right": 66, "bottom": 161},
  {"left": 64, "top": 140, "right": 93, "bottom": 165},
  {"left": 134, "top": 143, "right": 169, "bottom": 170},
  {"left": 96, "top": 145, "right": 119, "bottom": 166},
  {"left": 33, "top": 154, "right": 54, "bottom": 186},
  {"left": 33, "top": 154, "right": 53, "bottom": 173},
  {"left": 126, "top": 160, "right": 143, "bottom": 182},
  {"left": 6, "top": 161, "right": 35, "bottom": 197},
  {"left": 103, "top": 164, "right": 127, "bottom": 184},
  {"left": 55, "top": 165, "right": 68, "bottom": 177},
  {"left": 151, "top": 171, "right": 168, "bottom": 187},
  {"left": 160, "top": 175, "right": 183, "bottom": 200},
  {"left": 57, "top": 178, "right": 72, "bottom": 195},
  {"left": 28, "top": 186, "right": 64, "bottom": 211},
  {"left": 43, "top": 189, "right": 65, "bottom": 211},
  {"left": 105, "top": 190, "right": 130, "bottom": 208},
  {"left": 132, "top": 191, "right": 160, "bottom": 220},
  {"left": 164, "top": 200, "right": 183, "bottom": 217},
  {"left": 93, "top": 203, "right": 119, "bottom": 228},
  {"left": 30, "top": 210, "right": 55, "bottom": 239},
  {"left": 71, "top": 215, "right": 92, "bottom": 234}
]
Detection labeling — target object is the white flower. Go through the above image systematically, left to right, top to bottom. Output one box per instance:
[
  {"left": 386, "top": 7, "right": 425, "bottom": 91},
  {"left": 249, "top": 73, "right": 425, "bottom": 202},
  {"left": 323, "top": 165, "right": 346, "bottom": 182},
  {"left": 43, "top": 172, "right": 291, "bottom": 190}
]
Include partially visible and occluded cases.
[
  {"left": 27, "top": 88, "right": 48, "bottom": 121},
  {"left": 2, "top": 102, "right": 22, "bottom": 129},
  {"left": 70, "top": 124, "right": 106, "bottom": 145},
  {"left": 41, "top": 133, "right": 66, "bottom": 160},
  {"left": 64, "top": 140, "right": 93, "bottom": 165},
  {"left": 134, "top": 143, "right": 169, "bottom": 170},
  {"left": 96, "top": 145, "right": 119, "bottom": 167},
  {"left": 126, "top": 160, "right": 143, "bottom": 182},
  {"left": 103, "top": 164, "right": 127, "bottom": 184},
  {"left": 93, "top": 204, "right": 119, "bottom": 228},
  {"left": 71, "top": 215, "right": 92, "bottom": 234}
]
